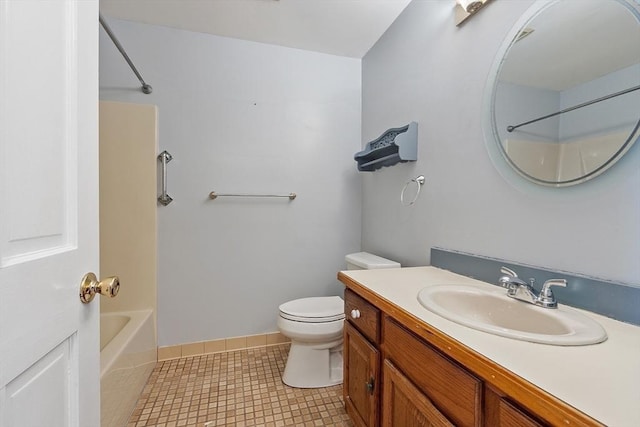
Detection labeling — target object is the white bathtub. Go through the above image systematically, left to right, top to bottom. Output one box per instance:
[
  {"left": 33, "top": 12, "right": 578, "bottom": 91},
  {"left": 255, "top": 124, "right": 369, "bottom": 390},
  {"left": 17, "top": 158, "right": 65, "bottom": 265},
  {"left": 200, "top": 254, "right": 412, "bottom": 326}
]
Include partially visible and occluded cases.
[{"left": 101, "top": 310, "right": 157, "bottom": 427}]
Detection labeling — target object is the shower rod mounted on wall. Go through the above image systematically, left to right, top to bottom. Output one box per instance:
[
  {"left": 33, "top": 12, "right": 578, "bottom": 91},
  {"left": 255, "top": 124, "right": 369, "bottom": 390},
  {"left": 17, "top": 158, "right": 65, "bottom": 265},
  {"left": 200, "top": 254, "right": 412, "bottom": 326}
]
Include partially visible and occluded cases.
[{"left": 99, "top": 13, "right": 153, "bottom": 94}]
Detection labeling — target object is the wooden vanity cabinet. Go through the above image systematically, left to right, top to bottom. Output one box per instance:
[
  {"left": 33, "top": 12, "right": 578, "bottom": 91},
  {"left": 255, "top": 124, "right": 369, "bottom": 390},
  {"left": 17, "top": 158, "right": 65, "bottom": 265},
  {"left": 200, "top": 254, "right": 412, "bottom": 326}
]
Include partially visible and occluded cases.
[
  {"left": 342, "top": 283, "right": 602, "bottom": 427},
  {"left": 344, "top": 288, "right": 478, "bottom": 427},
  {"left": 344, "top": 289, "right": 381, "bottom": 427}
]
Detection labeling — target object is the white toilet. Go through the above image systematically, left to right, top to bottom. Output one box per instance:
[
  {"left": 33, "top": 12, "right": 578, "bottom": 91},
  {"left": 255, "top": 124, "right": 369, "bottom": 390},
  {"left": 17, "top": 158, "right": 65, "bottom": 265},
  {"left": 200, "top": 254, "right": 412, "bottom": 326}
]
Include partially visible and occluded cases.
[{"left": 277, "top": 252, "right": 400, "bottom": 388}]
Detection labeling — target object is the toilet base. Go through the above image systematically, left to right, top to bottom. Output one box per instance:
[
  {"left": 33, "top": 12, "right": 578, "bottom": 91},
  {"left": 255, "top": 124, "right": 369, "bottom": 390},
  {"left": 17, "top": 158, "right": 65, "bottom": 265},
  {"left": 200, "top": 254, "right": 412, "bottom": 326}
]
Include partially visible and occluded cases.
[{"left": 282, "top": 340, "right": 343, "bottom": 388}]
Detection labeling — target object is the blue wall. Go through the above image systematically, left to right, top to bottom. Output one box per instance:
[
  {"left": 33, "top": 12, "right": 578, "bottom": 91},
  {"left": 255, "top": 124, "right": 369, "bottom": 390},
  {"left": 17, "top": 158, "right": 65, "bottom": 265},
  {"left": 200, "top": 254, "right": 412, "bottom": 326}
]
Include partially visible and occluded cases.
[{"left": 361, "top": 0, "right": 640, "bottom": 286}]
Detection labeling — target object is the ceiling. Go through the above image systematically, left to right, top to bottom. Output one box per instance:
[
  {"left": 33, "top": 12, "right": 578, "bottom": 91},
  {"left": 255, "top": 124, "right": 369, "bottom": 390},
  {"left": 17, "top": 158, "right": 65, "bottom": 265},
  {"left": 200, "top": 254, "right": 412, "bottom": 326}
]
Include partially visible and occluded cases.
[{"left": 99, "top": 0, "right": 412, "bottom": 58}]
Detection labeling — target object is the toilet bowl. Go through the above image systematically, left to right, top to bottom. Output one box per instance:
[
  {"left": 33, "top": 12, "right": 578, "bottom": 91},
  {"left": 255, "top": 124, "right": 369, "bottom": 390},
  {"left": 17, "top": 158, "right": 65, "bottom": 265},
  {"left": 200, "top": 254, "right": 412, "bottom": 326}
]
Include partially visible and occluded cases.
[
  {"left": 277, "top": 252, "right": 400, "bottom": 389},
  {"left": 277, "top": 296, "right": 345, "bottom": 388}
]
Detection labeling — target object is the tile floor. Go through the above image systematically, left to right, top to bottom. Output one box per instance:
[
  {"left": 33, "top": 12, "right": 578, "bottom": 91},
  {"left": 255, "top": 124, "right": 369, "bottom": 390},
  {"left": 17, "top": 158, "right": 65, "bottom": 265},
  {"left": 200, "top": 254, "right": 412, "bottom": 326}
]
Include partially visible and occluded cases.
[{"left": 127, "top": 344, "right": 353, "bottom": 427}]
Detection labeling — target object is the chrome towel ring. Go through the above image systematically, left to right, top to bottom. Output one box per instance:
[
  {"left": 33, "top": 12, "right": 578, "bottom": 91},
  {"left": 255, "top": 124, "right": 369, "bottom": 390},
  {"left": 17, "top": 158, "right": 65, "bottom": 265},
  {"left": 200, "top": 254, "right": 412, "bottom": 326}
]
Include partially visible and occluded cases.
[{"left": 400, "top": 175, "right": 425, "bottom": 206}]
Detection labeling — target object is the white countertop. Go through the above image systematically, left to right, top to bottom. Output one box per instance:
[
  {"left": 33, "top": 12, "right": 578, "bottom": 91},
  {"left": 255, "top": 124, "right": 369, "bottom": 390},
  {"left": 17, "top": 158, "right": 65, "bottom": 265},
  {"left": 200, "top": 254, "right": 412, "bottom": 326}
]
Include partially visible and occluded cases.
[{"left": 340, "top": 266, "right": 640, "bottom": 427}]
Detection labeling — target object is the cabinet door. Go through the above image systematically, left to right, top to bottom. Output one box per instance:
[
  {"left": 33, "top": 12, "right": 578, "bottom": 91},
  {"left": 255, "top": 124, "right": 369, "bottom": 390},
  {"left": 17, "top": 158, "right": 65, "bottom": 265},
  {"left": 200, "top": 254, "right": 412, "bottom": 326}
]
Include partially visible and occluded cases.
[
  {"left": 345, "top": 322, "right": 380, "bottom": 427},
  {"left": 382, "top": 360, "right": 454, "bottom": 427}
]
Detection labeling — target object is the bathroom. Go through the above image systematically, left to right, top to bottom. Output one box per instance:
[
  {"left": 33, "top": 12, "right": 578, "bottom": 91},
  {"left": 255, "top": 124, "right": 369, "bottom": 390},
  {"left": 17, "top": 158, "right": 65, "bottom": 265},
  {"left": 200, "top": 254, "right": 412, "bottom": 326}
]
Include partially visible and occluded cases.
[{"left": 2, "top": 0, "right": 636, "bottom": 426}]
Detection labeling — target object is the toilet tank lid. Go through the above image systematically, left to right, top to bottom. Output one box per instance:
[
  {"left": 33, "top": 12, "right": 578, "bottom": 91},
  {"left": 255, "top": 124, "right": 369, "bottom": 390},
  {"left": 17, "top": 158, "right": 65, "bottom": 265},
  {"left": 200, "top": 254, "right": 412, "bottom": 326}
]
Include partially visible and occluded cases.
[
  {"left": 345, "top": 252, "right": 401, "bottom": 269},
  {"left": 279, "top": 296, "right": 344, "bottom": 319}
]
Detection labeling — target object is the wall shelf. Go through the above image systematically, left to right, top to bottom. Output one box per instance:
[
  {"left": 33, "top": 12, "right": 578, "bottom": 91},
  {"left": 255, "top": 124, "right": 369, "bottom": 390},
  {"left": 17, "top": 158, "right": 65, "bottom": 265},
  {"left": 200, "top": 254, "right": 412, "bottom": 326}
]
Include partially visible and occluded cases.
[{"left": 355, "top": 122, "right": 418, "bottom": 171}]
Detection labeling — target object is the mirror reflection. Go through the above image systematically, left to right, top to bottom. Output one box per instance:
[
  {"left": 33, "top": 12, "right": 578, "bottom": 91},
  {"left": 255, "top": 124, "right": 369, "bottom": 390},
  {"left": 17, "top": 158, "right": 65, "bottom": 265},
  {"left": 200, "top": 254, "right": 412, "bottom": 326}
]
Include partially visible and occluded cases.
[{"left": 492, "top": 0, "right": 640, "bottom": 186}]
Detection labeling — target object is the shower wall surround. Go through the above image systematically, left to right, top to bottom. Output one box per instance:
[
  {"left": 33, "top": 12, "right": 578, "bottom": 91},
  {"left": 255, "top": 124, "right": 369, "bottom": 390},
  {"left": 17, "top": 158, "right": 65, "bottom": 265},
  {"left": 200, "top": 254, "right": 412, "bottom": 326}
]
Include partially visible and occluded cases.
[
  {"left": 361, "top": 1, "right": 639, "bottom": 286},
  {"left": 99, "top": 19, "right": 362, "bottom": 346}
]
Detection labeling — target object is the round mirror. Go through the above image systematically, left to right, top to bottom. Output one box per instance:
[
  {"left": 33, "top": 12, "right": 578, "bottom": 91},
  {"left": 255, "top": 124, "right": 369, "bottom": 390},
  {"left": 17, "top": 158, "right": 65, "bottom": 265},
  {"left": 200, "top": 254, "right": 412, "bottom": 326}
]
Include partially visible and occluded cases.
[{"left": 490, "top": 0, "right": 640, "bottom": 186}]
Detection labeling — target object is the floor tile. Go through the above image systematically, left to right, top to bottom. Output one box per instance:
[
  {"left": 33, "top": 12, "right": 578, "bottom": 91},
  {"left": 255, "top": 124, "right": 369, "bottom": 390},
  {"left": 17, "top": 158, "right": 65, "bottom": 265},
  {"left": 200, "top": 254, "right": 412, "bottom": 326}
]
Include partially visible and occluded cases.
[{"left": 128, "top": 344, "right": 353, "bottom": 427}]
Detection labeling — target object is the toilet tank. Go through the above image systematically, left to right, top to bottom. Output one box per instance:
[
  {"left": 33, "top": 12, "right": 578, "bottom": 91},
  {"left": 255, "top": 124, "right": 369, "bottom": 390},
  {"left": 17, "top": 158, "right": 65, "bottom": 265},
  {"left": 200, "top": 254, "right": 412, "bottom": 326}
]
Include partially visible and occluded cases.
[{"left": 345, "top": 252, "right": 401, "bottom": 270}]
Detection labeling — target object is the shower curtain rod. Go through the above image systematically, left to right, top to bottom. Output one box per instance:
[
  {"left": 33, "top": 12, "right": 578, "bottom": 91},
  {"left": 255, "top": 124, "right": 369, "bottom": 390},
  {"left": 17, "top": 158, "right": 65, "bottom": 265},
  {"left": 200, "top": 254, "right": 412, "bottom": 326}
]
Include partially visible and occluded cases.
[
  {"left": 99, "top": 13, "right": 153, "bottom": 94},
  {"left": 507, "top": 83, "right": 640, "bottom": 133}
]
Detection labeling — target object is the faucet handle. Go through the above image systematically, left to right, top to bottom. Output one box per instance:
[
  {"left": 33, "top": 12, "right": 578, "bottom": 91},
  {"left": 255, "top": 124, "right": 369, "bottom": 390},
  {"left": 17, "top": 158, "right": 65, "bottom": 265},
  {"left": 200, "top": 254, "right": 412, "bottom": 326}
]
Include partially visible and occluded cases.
[
  {"left": 498, "top": 266, "right": 528, "bottom": 290},
  {"left": 500, "top": 266, "right": 518, "bottom": 277},
  {"left": 537, "top": 279, "right": 567, "bottom": 308},
  {"left": 542, "top": 279, "right": 567, "bottom": 291}
]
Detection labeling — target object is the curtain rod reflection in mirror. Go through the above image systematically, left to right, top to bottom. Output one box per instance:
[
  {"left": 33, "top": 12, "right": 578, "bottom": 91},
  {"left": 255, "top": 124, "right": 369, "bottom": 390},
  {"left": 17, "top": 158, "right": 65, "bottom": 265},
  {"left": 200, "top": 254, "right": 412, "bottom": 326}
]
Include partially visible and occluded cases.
[{"left": 507, "top": 84, "right": 640, "bottom": 133}]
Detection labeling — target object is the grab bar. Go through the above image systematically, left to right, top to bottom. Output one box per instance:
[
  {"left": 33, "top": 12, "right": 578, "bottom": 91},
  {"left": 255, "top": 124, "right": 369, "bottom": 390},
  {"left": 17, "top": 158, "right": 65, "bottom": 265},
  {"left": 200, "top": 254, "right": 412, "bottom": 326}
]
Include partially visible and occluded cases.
[
  {"left": 157, "top": 151, "right": 173, "bottom": 206},
  {"left": 209, "top": 192, "right": 296, "bottom": 200}
]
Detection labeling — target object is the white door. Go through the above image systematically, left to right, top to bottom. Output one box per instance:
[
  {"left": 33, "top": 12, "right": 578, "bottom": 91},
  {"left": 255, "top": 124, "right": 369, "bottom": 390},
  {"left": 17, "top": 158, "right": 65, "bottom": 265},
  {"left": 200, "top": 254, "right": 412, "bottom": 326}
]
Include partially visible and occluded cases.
[{"left": 0, "top": 0, "right": 100, "bottom": 426}]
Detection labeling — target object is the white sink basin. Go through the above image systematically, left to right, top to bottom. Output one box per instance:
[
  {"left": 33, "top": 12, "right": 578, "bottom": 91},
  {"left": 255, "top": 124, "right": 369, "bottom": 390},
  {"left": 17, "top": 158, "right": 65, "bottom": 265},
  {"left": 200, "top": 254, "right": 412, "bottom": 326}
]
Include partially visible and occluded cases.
[{"left": 417, "top": 285, "right": 607, "bottom": 346}]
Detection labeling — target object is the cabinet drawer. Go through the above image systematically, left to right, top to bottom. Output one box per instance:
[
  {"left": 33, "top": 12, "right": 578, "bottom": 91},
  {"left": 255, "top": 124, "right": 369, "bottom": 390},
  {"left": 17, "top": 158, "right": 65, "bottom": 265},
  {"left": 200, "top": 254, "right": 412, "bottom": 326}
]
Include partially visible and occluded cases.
[
  {"left": 345, "top": 289, "right": 380, "bottom": 344},
  {"left": 383, "top": 317, "right": 482, "bottom": 427},
  {"left": 497, "top": 399, "right": 545, "bottom": 427}
]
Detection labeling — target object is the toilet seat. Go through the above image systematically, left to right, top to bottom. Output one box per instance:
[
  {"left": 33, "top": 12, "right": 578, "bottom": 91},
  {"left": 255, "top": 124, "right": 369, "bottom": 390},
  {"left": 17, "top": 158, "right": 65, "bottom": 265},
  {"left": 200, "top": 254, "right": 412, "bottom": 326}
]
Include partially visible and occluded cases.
[{"left": 279, "top": 296, "right": 345, "bottom": 323}]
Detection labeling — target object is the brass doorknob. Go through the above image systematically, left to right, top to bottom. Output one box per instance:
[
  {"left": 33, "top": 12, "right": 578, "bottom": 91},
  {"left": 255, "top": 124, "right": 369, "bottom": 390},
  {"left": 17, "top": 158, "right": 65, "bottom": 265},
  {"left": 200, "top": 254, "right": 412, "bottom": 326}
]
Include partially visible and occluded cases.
[{"left": 80, "top": 273, "right": 120, "bottom": 304}]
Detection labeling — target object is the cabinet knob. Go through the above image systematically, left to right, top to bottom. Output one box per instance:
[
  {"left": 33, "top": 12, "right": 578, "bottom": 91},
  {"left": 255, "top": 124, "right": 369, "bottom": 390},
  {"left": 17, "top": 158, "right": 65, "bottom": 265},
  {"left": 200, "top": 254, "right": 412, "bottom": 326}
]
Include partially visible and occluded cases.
[{"left": 350, "top": 309, "right": 361, "bottom": 319}]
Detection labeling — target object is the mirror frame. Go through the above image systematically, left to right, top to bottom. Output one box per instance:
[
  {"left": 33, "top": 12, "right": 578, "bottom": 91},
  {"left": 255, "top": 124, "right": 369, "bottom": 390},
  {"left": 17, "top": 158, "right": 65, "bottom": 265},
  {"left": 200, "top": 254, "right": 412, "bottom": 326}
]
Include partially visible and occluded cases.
[{"left": 485, "top": 0, "right": 640, "bottom": 187}]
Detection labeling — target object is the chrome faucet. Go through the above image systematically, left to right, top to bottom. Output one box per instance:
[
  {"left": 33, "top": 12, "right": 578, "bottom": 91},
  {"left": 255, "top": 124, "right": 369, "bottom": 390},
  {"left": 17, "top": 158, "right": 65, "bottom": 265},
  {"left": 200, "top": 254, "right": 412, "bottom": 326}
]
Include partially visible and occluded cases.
[{"left": 498, "top": 266, "right": 567, "bottom": 309}]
